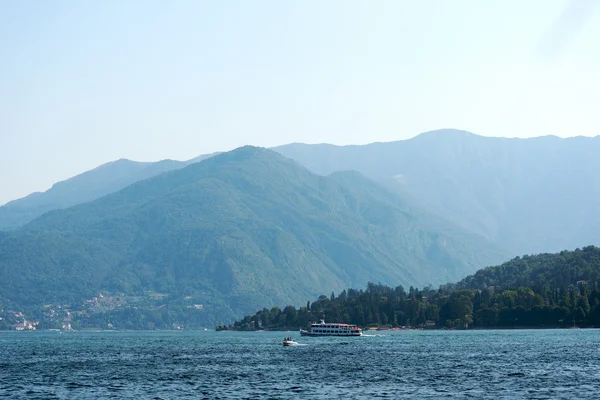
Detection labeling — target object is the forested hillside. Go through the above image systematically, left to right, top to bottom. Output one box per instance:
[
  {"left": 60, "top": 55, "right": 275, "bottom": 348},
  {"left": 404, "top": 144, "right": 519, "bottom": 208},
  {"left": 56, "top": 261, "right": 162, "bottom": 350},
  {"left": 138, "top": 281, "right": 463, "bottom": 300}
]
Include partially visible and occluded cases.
[
  {"left": 5, "top": 130, "right": 599, "bottom": 258},
  {"left": 0, "top": 146, "right": 505, "bottom": 329},
  {"left": 223, "top": 246, "right": 600, "bottom": 330}
]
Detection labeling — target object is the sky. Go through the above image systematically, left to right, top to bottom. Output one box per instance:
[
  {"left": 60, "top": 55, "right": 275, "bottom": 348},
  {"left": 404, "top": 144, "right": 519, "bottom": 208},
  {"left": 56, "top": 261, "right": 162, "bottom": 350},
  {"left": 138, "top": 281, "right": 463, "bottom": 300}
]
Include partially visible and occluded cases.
[{"left": 1, "top": 0, "right": 599, "bottom": 205}]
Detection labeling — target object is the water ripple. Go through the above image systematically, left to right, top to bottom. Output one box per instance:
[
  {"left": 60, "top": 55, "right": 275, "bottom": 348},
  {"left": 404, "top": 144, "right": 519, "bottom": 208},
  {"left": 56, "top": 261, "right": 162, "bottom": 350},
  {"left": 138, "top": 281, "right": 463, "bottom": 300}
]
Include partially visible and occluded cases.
[{"left": 1, "top": 330, "right": 599, "bottom": 398}]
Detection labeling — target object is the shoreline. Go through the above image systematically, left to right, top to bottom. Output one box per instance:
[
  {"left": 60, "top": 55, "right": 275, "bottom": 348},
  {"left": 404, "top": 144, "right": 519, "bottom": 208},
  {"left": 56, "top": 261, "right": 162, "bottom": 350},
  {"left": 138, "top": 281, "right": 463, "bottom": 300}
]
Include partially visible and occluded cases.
[
  {"left": 2, "top": 325, "right": 597, "bottom": 333},
  {"left": 216, "top": 325, "right": 597, "bottom": 332}
]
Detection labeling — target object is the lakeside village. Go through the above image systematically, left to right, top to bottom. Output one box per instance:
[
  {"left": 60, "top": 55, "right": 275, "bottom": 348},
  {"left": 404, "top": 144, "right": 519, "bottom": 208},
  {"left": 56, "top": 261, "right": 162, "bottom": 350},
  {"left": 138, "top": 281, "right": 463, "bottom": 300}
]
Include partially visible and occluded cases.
[
  {"left": 6, "top": 280, "right": 596, "bottom": 331},
  {"left": 0, "top": 290, "right": 206, "bottom": 331},
  {"left": 2, "top": 290, "right": 442, "bottom": 332},
  {"left": 0, "top": 303, "right": 437, "bottom": 332}
]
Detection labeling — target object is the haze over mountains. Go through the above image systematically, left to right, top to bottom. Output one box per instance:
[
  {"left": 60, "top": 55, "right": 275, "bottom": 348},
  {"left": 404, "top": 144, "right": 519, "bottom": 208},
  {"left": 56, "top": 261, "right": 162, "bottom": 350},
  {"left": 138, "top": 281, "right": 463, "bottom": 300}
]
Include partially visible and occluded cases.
[
  {"left": 1, "top": 129, "right": 599, "bottom": 325},
  {"left": 2, "top": 129, "right": 598, "bottom": 256},
  {"left": 276, "top": 130, "right": 600, "bottom": 255},
  {"left": 0, "top": 145, "right": 504, "bottom": 326},
  {"left": 0, "top": 153, "right": 217, "bottom": 230}
]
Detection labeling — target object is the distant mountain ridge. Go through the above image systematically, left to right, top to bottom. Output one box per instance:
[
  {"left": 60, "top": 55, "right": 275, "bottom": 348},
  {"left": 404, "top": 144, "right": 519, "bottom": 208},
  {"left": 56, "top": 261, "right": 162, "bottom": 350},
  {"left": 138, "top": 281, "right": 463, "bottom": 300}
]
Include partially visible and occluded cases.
[
  {"left": 3, "top": 129, "right": 599, "bottom": 257},
  {"left": 275, "top": 130, "right": 600, "bottom": 255},
  {"left": 0, "top": 146, "right": 507, "bottom": 326},
  {"left": 0, "top": 153, "right": 217, "bottom": 229}
]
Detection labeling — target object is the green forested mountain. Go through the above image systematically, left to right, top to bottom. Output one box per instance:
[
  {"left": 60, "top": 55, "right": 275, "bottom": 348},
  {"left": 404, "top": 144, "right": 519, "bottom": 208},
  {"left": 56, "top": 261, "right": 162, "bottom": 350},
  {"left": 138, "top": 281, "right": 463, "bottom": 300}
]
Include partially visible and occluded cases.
[
  {"left": 5, "top": 130, "right": 599, "bottom": 258},
  {"left": 275, "top": 130, "right": 600, "bottom": 255},
  {"left": 0, "top": 146, "right": 506, "bottom": 328},
  {"left": 0, "top": 154, "right": 217, "bottom": 230},
  {"left": 224, "top": 246, "right": 600, "bottom": 331},
  {"left": 454, "top": 247, "right": 600, "bottom": 291}
]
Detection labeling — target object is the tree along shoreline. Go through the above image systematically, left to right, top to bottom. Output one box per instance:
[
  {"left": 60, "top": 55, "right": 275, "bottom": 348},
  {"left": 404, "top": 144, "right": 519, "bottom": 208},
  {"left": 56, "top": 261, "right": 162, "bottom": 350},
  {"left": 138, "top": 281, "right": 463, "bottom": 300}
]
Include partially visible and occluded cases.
[
  {"left": 218, "top": 247, "right": 600, "bottom": 332},
  {"left": 218, "top": 283, "right": 599, "bottom": 332},
  {"left": 217, "top": 325, "right": 593, "bottom": 332}
]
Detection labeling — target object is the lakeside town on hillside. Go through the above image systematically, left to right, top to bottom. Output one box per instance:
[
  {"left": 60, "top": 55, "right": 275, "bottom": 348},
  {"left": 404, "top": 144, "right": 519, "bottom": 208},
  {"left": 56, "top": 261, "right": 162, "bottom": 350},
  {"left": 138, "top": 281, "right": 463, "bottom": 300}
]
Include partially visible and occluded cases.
[{"left": 0, "top": 290, "right": 206, "bottom": 331}]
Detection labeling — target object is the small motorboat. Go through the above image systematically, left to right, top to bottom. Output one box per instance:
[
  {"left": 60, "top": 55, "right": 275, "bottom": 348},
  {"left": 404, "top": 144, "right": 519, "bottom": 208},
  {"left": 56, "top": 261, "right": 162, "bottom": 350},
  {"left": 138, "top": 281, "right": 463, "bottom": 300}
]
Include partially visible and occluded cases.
[{"left": 283, "top": 337, "right": 299, "bottom": 346}]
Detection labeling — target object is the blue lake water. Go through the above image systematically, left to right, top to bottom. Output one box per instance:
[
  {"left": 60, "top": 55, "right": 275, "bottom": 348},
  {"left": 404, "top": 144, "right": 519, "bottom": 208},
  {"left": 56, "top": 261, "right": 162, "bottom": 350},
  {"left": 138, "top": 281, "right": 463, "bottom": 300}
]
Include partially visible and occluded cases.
[{"left": 1, "top": 329, "right": 599, "bottom": 399}]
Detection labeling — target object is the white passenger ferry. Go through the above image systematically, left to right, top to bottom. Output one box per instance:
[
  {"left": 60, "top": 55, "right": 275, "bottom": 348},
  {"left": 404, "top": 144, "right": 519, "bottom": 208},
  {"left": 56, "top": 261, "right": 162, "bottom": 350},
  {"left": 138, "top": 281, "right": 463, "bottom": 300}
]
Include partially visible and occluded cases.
[{"left": 300, "top": 319, "right": 362, "bottom": 336}]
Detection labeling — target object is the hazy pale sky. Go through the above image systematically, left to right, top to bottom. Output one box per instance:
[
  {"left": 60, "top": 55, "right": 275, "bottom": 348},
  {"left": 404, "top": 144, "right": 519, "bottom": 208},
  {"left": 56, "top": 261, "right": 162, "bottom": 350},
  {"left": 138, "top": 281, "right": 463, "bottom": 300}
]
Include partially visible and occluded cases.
[{"left": 1, "top": 0, "right": 599, "bottom": 205}]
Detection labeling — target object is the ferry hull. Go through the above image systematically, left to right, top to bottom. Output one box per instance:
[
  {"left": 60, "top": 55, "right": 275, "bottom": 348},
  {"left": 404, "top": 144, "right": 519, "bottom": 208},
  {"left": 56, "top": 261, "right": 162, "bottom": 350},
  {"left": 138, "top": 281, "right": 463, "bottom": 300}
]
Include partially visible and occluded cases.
[
  {"left": 300, "top": 319, "right": 362, "bottom": 337},
  {"left": 300, "top": 331, "right": 362, "bottom": 337}
]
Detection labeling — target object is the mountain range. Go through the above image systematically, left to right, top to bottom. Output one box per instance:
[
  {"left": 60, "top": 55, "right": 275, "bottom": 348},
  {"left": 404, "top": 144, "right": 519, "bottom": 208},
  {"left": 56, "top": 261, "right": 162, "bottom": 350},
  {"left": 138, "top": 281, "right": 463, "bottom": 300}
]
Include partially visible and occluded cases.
[
  {"left": 1, "top": 129, "right": 598, "bottom": 326},
  {"left": 3, "top": 129, "right": 598, "bottom": 256},
  {"left": 275, "top": 130, "right": 600, "bottom": 255},
  {"left": 0, "top": 146, "right": 505, "bottom": 326},
  {"left": 0, "top": 154, "right": 217, "bottom": 230}
]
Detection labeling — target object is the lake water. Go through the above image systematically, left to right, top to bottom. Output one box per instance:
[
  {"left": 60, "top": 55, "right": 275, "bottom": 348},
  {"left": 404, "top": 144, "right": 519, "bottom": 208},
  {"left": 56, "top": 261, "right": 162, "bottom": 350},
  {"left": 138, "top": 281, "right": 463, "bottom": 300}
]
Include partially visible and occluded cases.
[{"left": 1, "top": 329, "right": 599, "bottom": 399}]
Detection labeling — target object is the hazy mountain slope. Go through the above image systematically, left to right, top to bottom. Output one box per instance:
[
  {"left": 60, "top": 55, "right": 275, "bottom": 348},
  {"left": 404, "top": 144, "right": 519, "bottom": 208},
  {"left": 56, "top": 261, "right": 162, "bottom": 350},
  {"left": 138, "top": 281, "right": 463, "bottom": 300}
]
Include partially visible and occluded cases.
[
  {"left": 5, "top": 129, "right": 598, "bottom": 257},
  {"left": 275, "top": 130, "right": 600, "bottom": 254},
  {"left": 0, "top": 147, "right": 507, "bottom": 324},
  {"left": 0, "top": 154, "right": 217, "bottom": 230}
]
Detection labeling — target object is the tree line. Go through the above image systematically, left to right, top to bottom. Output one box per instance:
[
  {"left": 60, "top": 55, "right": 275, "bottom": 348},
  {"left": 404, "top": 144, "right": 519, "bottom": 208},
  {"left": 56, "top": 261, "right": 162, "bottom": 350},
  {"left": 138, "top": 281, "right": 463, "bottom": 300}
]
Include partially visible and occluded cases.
[{"left": 219, "top": 246, "right": 600, "bottom": 330}]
